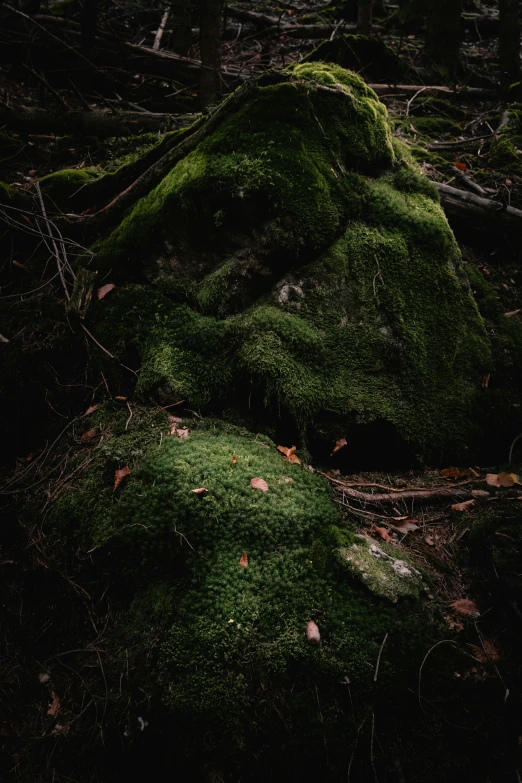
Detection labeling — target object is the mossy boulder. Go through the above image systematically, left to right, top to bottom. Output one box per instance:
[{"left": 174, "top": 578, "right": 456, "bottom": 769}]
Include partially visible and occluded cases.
[
  {"left": 82, "top": 64, "right": 490, "bottom": 459},
  {"left": 44, "top": 411, "right": 463, "bottom": 779}
]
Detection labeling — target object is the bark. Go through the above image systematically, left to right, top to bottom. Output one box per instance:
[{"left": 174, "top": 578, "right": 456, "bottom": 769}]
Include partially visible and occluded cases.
[
  {"left": 80, "top": 0, "right": 98, "bottom": 56},
  {"left": 170, "top": 0, "right": 192, "bottom": 56},
  {"left": 199, "top": 0, "right": 223, "bottom": 110},
  {"left": 357, "top": 0, "right": 373, "bottom": 35},
  {"left": 423, "top": 0, "right": 462, "bottom": 75},
  {"left": 499, "top": 0, "right": 520, "bottom": 91},
  {"left": 0, "top": 108, "right": 191, "bottom": 138}
]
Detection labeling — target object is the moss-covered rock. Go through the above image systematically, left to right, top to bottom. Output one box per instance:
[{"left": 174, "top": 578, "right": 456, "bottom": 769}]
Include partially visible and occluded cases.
[
  {"left": 81, "top": 65, "right": 490, "bottom": 459},
  {"left": 38, "top": 167, "right": 100, "bottom": 212}
]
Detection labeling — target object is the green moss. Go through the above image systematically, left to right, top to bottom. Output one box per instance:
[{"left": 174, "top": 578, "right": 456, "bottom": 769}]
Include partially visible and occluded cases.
[
  {"left": 82, "top": 66, "right": 491, "bottom": 458},
  {"left": 38, "top": 167, "right": 100, "bottom": 212}
]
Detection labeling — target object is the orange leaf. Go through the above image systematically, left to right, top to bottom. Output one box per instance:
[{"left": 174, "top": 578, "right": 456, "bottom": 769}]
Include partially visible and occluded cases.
[
  {"left": 453, "top": 161, "right": 467, "bottom": 171},
  {"left": 12, "top": 260, "right": 25, "bottom": 269},
  {"left": 97, "top": 283, "right": 115, "bottom": 300},
  {"left": 114, "top": 395, "right": 127, "bottom": 402},
  {"left": 84, "top": 404, "right": 99, "bottom": 416},
  {"left": 80, "top": 428, "right": 97, "bottom": 442},
  {"left": 330, "top": 438, "right": 347, "bottom": 456},
  {"left": 277, "top": 444, "right": 301, "bottom": 464},
  {"left": 231, "top": 454, "right": 237, "bottom": 465},
  {"left": 113, "top": 465, "right": 130, "bottom": 491},
  {"left": 440, "top": 467, "right": 465, "bottom": 480},
  {"left": 468, "top": 467, "right": 480, "bottom": 478},
  {"left": 486, "top": 472, "right": 514, "bottom": 487},
  {"left": 250, "top": 477, "right": 269, "bottom": 492},
  {"left": 191, "top": 487, "right": 208, "bottom": 495},
  {"left": 451, "top": 499, "right": 475, "bottom": 512},
  {"left": 395, "top": 519, "right": 418, "bottom": 534},
  {"left": 373, "top": 526, "right": 392, "bottom": 542},
  {"left": 239, "top": 552, "right": 249, "bottom": 568},
  {"left": 450, "top": 598, "right": 480, "bottom": 618},
  {"left": 306, "top": 619, "right": 321, "bottom": 644},
  {"left": 467, "top": 639, "right": 500, "bottom": 663},
  {"left": 47, "top": 692, "right": 61, "bottom": 717}
]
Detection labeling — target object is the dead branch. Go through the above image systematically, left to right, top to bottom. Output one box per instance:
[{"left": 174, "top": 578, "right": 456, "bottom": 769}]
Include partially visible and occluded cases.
[
  {"left": 369, "top": 84, "right": 497, "bottom": 100},
  {"left": 433, "top": 182, "right": 522, "bottom": 221},
  {"left": 335, "top": 485, "right": 474, "bottom": 506}
]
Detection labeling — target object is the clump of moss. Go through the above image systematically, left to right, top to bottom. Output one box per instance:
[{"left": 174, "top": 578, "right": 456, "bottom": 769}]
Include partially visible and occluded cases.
[
  {"left": 82, "top": 65, "right": 491, "bottom": 459},
  {"left": 38, "top": 167, "right": 100, "bottom": 212}
]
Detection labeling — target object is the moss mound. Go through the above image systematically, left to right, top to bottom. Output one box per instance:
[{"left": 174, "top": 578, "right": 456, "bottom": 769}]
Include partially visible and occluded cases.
[
  {"left": 81, "top": 65, "right": 490, "bottom": 459},
  {"left": 43, "top": 411, "right": 472, "bottom": 779}
]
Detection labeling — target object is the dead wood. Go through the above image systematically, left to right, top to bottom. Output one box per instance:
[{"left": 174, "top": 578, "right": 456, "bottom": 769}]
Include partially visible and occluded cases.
[
  {"left": 369, "top": 84, "right": 497, "bottom": 100},
  {"left": 0, "top": 108, "right": 191, "bottom": 138},
  {"left": 433, "top": 182, "right": 522, "bottom": 221},
  {"left": 335, "top": 485, "right": 474, "bottom": 506}
]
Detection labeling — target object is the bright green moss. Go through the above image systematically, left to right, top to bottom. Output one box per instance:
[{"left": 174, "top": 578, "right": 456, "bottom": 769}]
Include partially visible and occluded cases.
[
  {"left": 83, "top": 66, "right": 491, "bottom": 459},
  {"left": 38, "top": 167, "right": 100, "bottom": 212}
]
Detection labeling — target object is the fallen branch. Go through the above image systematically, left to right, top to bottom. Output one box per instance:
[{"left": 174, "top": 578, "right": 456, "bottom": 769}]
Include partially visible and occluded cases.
[
  {"left": 225, "top": 6, "right": 364, "bottom": 38},
  {"left": 369, "top": 84, "right": 497, "bottom": 101},
  {"left": 0, "top": 108, "right": 191, "bottom": 137},
  {"left": 433, "top": 182, "right": 522, "bottom": 221},
  {"left": 335, "top": 485, "right": 473, "bottom": 506}
]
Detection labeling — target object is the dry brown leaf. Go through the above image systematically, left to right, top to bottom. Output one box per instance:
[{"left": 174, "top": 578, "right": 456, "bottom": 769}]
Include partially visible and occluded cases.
[
  {"left": 12, "top": 260, "right": 25, "bottom": 269},
  {"left": 97, "top": 283, "right": 115, "bottom": 300},
  {"left": 505, "top": 309, "right": 521, "bottom": 318},
  {"left": 482, "top": 373, "right": 490, "bottom": 388},
  {"left": 114, "top": 395, "right": 127, "bottom": 402},
  {"left": 84, "top": 404, "right": 99, "bottom": 416},
  {"left": 168, "top": 415, "right": 182, "bottom": 435},
  {"left": 176, "top": 427, "right": 189, "bottom": 440},
  {"left": 80, "top": 428, "right": 97, "bottom": 442},
  {"left": 330, "top": 438, "right": 347, "bottom": 456},
  {"left": 277, "top": 445, "right": 301, "bottom": 464},
  {"left": 231, "top": 455, "right": 237, "bottom": 466},
  {"left": 113, "top": 465, "right": 130, "bottom": 492},
  {"left": 441, "top": 467, "right": 466, "bottom": 480},
  {"left": 468, "top": 467, "right": 480, "bottom": 478},
  {"left": 498, "top": 471, "right": 515, "bottom": 487},
  {"left": 486, "top": 473, "right": 499, "bottom": 486},
  {"left": 510, "top": 473, "right": 521, "bottom": 485},
  {"left": 283, "top": 476, "right": 293, "bottom": 484},
  {"left": 250, "top": 477, "right": 269, "bottom": 492},
  {"left": 191, "top": 487, "right": 208, "bottom": 495},
  {"left": 451, "top": 499, "right": 475, "bottom": 512},
  {"left": 373, "top": 526, "right": 392, "bottom": 543},
  {"left": 239, "top": 552, "right": 249, "bottom": 568},
  {"left": 450, "top": 598, "right": 480, "bottom": 618},
  {"left": 306, "top": 619, "right": 321, "bottom": 644},
  {"left": 467, "top": 638, "right": 500, "bottom": 663},
  {"left": 47, "top": 692, "right": 61, "bottom": 717}
]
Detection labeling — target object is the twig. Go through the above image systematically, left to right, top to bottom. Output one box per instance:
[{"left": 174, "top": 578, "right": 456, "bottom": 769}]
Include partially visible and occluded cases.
[
  {"left": 153, "top": 9, "right": 169, "bottom": 50},
  {"left": 405, "top": 86, "right": 428, "bottom": 118},
  {"left": 35, "top": 182, "right": 70, "bottom": 300},
  {"left": 434, "top": 182, "right": 522, "bottom": 220},
  {"left": 80, "top": 323, "right": 138, "bottom": 375},
  {"left": 125, "top": 401, "right": 133, "bottom": 430},
  {"left": 508, "top": 432, "right": 522, "bottom": 465},
  {"left": 173, "top": 523, "right": 196, "bottom": 552},
  {"left": 374, "top": 632, "right": 388, "bottom": 682},
  {"left": 418, "top": 640, "right": 457, "bottom": 715}
]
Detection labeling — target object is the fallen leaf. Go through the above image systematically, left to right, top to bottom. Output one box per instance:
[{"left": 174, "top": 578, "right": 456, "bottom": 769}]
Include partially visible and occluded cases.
[
  {"left": 453, "top": 160, "right": 467, "bottom": 171},
  {"left": 28, "top": 169, "right": 37, "bottom": 176},
  {"left": 21, "top": 214, "right": 31, "bottom": 226},
  {"left": 12, "top": 260, "right": 25, "bottom": 269},
  {"left": 97, "top": 283, "right": 115, "bottom": 300},
  {"left": 505, "top": 309, "right": 521, "bottom": 318},
  {"left": 482, "top": 373, "right": 490, "bottom": 388},
  {"left": 114, "top": 395, "right": 127, "bottom": 402},
  {"left": 84, "top": 404, "right": 99, "bottom": 416},
  {"left": 168, "top": 415, "right": 182, "bottom": 435},
  {"left": 176, "top": 427, "right": 189, "bottom": 440},
  {"left": 80, "top": 428, "right": 97, "bottom": 441},
  {"left": 330, "top": 438, "right": 347, "bottom": 456},
  {"left": 277, "top": 445, "right": 301, "bottom": 464},
  {"left": 231, "top": 455, "right": 237, "bottom": 466},
  {"left": 113, "top": 465, "right": 130, "bottom": 491},
  {"left": 441, "top": 467, "right": 465, "bottom": 480},
  {"left": 468, "top": 467, "right": 480, "bottom": 478},
  {"left": 499, "top": 472, "right": 515, "bottom": 487},
  {"left": 510, "top": 472, "right": 521, "bottom": 485},
  {"left": 486, "top": 473, "right": 500, "bottom": 486},
  {"left": 283, "top": 476, "right": 293, "bottom": 483},
  {"left": 250, "top": 477, "right": 269, "bottom": 492},
  {"left": 191, "top": 487, "right": 208, "bottom": 495},
  {"left": 451, "top": 499, "right": 475, "bottom": 512},
  {"left": 395, "top": 519, "right": 419, "bottom": 534},
  {"left": 373, "top": 526, "right": 392, "bottom": 542},
  {"left": 239, "top": 552, "right": 249, "bottom": 568},
  {"left": 450, "top": 598, "right": 480, "bottom": 618},
  {"left": 306, "top": 619, "right": 320, "bottom": 644},
  {"left": 467, "top": 638, "right": 500, "bottom": 663},
  {"left": 47, "top": 692, "right": 60, "bottom": 717}
]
